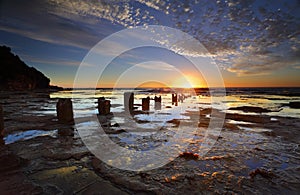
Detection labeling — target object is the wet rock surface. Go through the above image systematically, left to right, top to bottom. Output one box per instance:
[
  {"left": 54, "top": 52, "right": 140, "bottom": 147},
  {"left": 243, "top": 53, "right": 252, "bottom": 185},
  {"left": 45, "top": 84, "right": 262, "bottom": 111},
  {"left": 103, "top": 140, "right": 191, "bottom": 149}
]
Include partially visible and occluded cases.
[
  {"left": 0, "top": 91, "right": 299, "bottom": 194},
  {"left": 289, "top": 101, "right": 300, "bottom": 109},
  {"left": 228, "top": 106, "right": 273, "bottom": 113}
]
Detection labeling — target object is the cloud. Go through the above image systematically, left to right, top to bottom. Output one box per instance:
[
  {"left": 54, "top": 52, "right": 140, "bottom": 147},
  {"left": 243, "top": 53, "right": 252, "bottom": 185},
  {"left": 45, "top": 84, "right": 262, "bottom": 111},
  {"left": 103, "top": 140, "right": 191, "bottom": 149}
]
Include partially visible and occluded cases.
[
  {"left": 0, "top": 0, "right": 117, "bottom": 50},
  {"left": 1, "top": 0, "right": 299, "bottom": 77},
  {"left": 47, "top": 0, "right": 159, "bottom": 28},
  {"left": 0, "top": 25, "right": 98, "bottom": 50},
  {"left": 227, "top": 49, "right": 300, "bottom": 76},
  {"left": 23, "top": 56, "right": 93, "bottom": 67},
  {"left": 133, "top": 61, "right": 174, "bottom": 71}
]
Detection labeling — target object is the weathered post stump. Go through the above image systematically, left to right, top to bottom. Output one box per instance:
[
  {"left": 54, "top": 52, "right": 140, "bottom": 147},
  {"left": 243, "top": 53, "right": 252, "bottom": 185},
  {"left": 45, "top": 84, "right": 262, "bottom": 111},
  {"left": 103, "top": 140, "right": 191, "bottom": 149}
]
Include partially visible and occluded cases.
[
  {"left": 124, "top": 92, "right": 134, "bottom": 114},
  {"left": 172, "top": 93, "right": 178, "bottom": 106},
  {"left": 178, "top": 94, "right": 184, "bottom": 103},
  {"left": 142, "top": 96, "right": 150, "bottom": 111},
  {"left": 154, "top": 96, "right": 162, "bottom": 110},
  {"left": 98, "top": 97, "right": 111, "bottom": 115},
  {"left": 56, "top": 98, "right": 74, "bottom": 124}
]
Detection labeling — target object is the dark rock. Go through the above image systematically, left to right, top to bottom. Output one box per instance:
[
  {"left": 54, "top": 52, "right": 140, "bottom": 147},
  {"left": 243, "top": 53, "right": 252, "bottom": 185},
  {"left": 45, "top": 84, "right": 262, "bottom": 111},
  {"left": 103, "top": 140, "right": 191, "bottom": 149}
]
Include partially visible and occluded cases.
[
  {"left": 0, "top": 45, "right": 50, "bottom": 90},
  {"left": 49, "top": 85, "right": 64, "bottom": 91},
  {"left": 289, "top": 101, "right": 300, "bottom": 109},
  {"left": 0, "top": 105, "right": 3, "bottom": 138},
  {"left": 229, "top": 106, "right": 271, "bottom": 113},
  {"left": 200, "top": 108, "right": 224, "bottom": 117},
  {"left": 226, "top": 113, "right": 270, "bottom": 123},
  {"left": 167, "top": 119, "right": 180, "bottom": 127},
  {"left": 223, "top": 122, "right": 240, "bottom": 131},
  {"left": 112, "top": 123, "right": 120, "bottom": 127},
  {"left": 58, "top": 127, "right": 74, "bottom": 136},
  {"left": 108, "top": 129, "right": 126, "bottom": 134},
  {"left": 0, "top": 145, "right": 42, "bottom": 194},
  {"left": 254, "top": 147, "right": 264, "bottom": 151},
  {"left": 0, "top": 148, "right": 22, "bottom": 172},
  {"left": 179, "top": 152, "right": 199, "bottom": 160},
  {"left": 249, "top": 168, "right": 276, "bottom": 179}
]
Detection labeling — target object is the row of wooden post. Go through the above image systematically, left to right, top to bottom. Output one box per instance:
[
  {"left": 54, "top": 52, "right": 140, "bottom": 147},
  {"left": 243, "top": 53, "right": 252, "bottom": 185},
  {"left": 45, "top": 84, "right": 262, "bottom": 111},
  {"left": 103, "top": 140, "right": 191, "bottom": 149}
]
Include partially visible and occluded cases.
[
  {"left": 0, "top": 92, "right": 183, "bottom": 141},
  {"left": 124, "top": 92, "right": 163, "bottom": 112},
  {"left": 51, "top": 93, "right": 184, "bottom": 121},
  {"left": 56, "top": 93, "right": 172, "bottom": 121},
  {"left": 172, "top": 93, "right": 186, "bottom": 105},
  {"left": 141, "top": 96, "right": 162, "bottom": 111}
]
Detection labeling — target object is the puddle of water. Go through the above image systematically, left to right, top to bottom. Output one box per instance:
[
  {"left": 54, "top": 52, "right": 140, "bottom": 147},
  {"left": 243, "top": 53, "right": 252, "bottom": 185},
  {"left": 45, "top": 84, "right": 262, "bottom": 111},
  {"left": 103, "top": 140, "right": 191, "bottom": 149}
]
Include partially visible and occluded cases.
[
  {"left": 227, "top": 119, "right": 253, "bottom": 125},
  {"left": 238, "top": 126, "right": 272, "bottom": 133},
  {"left": 4, "top": 129, "right": 58, "bottom": 144},
  {"left": 245, "top": 158, "right": 265, "bottom": 170}
]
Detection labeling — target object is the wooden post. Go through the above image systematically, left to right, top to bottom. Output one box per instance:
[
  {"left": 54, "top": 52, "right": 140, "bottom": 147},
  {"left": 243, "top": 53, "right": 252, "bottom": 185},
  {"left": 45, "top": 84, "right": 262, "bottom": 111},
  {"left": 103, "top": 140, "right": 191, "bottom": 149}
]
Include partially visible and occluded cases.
[
  {"left": 124, "top": 92, "right": 134, "bottom": 114},
  {"left": 172, "top": 94, "right": 177, "bottom": 105},
  {"left": 178, "top": 94, "right": 184, "bottom": 103},
  {"left": 142, "top": 96, "right": 150, "bottom": 111},
  {"left": 154, "top": 96, "right": 161, "bottom": 110},
  {"left": 98, "top": 97, "right": 111, "bottom": 115},
  {"left": 56, "top": 98, "right": 74, "bottom": 124}
]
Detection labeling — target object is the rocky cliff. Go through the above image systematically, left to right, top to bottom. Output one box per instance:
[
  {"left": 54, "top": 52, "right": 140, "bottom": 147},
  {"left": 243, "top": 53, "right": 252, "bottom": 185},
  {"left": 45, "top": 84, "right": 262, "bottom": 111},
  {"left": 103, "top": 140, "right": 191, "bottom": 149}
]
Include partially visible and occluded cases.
[{"left": 0, "top": 46, "right": 50, "bottom": 90}]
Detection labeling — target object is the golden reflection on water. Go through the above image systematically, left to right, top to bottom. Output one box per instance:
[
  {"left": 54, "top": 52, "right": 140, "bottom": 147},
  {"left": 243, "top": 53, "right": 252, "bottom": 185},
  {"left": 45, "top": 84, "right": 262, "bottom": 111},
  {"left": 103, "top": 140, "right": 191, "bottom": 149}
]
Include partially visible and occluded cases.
[{"left": 32, "top": 166, "right": 78, "bottom": 180}]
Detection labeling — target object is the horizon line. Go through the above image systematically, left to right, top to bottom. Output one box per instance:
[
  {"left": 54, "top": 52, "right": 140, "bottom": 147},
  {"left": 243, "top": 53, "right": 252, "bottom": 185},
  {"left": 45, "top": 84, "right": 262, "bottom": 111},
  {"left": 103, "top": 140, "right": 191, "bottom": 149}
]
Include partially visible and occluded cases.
[{"left": 59, "top": 86, "right": 300, "bottom": 90}]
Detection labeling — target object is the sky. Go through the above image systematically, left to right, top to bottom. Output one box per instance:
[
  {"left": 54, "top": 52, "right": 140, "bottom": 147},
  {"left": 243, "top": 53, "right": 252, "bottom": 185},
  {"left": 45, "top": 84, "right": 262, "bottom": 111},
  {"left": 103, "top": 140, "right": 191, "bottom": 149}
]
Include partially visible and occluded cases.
[{"left": 0, "top": 0, "right": 300, "bottom": 88}]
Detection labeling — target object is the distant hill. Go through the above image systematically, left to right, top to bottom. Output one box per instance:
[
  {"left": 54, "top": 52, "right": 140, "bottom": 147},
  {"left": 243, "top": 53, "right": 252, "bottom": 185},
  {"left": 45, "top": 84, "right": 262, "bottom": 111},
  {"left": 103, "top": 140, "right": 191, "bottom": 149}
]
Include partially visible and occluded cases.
[{"left": 0, "top": 45, "right": 53, "bottom": 90}]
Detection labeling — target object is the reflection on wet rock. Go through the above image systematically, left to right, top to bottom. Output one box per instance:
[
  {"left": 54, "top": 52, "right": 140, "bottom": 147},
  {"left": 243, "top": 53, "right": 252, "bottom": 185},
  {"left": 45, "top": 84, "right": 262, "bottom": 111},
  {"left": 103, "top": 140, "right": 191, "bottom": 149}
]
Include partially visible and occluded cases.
[
  {"left": 0, "top": 89, "right": 299, "bottom": 194},
  {"left": 58, "top": 126, "right": 74, "bottom": 137},
  {"left": 4, "top": 129, "right": 57, "bottom": 144}
]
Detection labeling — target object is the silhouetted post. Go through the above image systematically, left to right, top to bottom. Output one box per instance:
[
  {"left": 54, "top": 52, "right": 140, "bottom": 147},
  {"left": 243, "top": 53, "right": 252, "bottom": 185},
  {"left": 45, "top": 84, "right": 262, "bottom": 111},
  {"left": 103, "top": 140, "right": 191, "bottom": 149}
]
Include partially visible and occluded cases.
[
  {"left": 124, "top": 92, "right": 134, "bottom": 114},
  {"left": 172, "top": 93, "right": 178, "bottom": 105},
  {"left": 178, "top": 94, "right": 184, "bottom": 103},
  {"left": 142, "top": 96, "right": 150, "bottom": 111},
  {"left": 154, "top": 96, "right": 162, "bottom": 110},
  {"left": 98, "top": 97, "right": 111, "bottom": 115},
  {"left": 56, "top": 98, "right": 74, "bottom": 124},
  {"left": 0, "top": 105, "right": 4, "bottom": 140}
]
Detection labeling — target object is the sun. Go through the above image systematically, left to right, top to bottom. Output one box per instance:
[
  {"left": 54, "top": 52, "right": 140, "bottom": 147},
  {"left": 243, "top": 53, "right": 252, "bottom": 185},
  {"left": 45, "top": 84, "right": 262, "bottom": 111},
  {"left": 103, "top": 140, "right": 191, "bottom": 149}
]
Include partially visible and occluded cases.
[
  {"left": 172, "top": 75, "right": 205, "bottom": 88},
  {"left": 180, "top": 81, "right": 194, "bottom": 88}
]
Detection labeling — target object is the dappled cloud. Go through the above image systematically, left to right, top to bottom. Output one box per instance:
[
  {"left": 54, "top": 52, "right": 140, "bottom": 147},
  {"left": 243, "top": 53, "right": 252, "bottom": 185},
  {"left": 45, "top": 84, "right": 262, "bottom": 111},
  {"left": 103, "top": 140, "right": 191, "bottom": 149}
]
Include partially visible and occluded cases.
[{"left": 1, "top": 0, "right": 299, "bottom": 75}]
